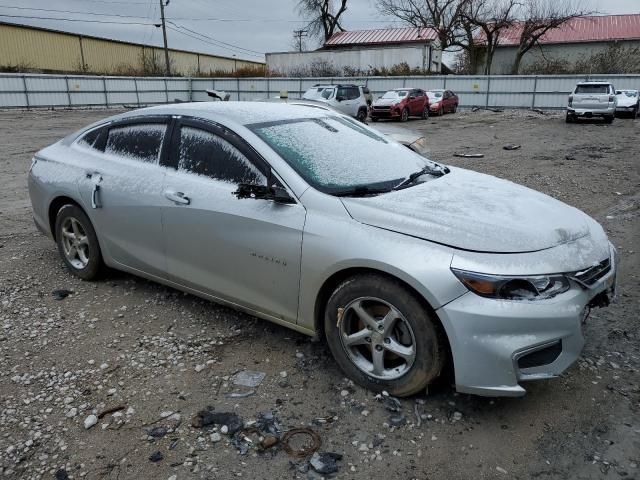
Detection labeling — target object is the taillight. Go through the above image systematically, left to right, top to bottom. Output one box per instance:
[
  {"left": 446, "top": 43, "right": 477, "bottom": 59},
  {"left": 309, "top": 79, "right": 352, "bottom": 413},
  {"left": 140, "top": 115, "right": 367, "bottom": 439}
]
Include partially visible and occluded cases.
[{"left": 609, "top": 95, "right": 615, "bottom": 102}]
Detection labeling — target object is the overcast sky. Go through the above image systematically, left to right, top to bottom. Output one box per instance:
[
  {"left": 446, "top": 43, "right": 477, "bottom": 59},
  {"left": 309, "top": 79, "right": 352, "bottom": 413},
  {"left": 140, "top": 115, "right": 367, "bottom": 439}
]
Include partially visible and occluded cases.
[{"left": 1, "top": 0, "right": 638, "bottom": 62}]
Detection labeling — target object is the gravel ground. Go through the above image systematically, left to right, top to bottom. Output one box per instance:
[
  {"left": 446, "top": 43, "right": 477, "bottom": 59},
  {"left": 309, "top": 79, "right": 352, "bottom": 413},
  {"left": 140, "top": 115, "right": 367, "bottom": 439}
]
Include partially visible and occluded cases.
[{"left": 0, "top": 107, "right": 638, "bottom": 480}]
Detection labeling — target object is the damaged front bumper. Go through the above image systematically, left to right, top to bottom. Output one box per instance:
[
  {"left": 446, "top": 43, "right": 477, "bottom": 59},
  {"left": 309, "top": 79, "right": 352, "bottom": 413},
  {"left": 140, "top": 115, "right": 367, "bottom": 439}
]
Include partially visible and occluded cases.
[{"left": 437, "top": 246, "right": 617, "bottom": 397}]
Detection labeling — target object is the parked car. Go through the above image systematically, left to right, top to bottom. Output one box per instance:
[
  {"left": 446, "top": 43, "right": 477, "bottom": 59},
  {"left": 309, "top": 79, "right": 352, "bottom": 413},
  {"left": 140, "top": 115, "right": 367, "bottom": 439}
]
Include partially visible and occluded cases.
[
  {"left": 566, "top": 82, "right": 617, "bottom": 123},
  {"left": 302, "top": 84, "right": 335, "bottom": 101},
  {"left": 307, "top": 84, "right": 370, "bottom": 122},
  {"left": 370, "top": 88, "right": 429, "bottom": 122},
  {"left": 427, "top": 89, "right": 458, "bottom": 115},
  {"left": 615, "top": 89, "right": 639, "bottom": 118},
  {"left": 29, "top": 102, "right": 617, "bottom": 398}
]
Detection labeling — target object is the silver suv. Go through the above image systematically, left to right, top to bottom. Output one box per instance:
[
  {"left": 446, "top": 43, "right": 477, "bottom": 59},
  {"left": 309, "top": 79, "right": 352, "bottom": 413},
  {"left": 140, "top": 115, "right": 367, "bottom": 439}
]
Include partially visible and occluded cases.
[
  {"left": 567, "top": 82, "right": 617, "bottom": 123},
  {"left": 312, "top": 84, "right": 371, "bottom": 122}
]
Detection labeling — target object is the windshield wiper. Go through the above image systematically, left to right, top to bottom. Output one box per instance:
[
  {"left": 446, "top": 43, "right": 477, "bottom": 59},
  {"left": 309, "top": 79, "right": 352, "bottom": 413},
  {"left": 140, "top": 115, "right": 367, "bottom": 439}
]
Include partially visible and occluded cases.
[
  {"left": 393, "top": 164, "right": 450, "bottom": 190},
  {"left": 333, "top": 186, "right": 393, "bottom": 197}
]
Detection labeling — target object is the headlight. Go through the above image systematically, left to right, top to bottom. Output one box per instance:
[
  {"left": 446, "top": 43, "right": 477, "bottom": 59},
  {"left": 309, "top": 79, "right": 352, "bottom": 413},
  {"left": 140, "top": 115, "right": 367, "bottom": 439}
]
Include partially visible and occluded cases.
[{"left": 451, "top": 268, "right": 570, "bottom": 300}]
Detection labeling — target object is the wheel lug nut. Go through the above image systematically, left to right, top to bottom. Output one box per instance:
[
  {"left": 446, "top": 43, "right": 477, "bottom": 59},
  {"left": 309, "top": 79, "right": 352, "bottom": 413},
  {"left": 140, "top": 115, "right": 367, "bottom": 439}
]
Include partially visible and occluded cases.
[
  {"left": 365, "top": 337, "right": 371, "bottom": 343},
  {"left": 384, "top": 338, "right": 390, "bottom": 344},
  {"left": 375, "top": 345, "right": 383, "bottom": 351}
]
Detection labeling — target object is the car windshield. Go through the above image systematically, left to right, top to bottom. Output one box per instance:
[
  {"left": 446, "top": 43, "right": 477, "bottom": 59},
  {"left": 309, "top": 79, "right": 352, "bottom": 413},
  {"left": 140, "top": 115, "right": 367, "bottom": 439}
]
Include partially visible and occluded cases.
[
  {"left": 575, "top": 84, "right": 609, "bottom": 94},
  {"left": 321, "top": 88, "right": 335, "bottom": 99},
  {"left": 381, "top": 90, "right": 408, "bottom": 99},
  {"left": 427, "top": 91, "right": 443, "bottom": 99},
  {"left": 623, "top": 91, "right": 638, "bottom": 97},
  {"left": 249, "top": 116, "right": 430, "bottom": 194}
]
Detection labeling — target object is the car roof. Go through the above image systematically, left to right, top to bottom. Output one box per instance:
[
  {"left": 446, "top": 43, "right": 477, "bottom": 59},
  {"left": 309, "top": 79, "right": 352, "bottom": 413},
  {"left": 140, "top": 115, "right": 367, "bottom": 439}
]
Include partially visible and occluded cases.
[
  {"left": 576, "top": 81, "right": 612, "bottom": 85},
  {"left": 427, "top": 89, "right": 444, "bottom": 92},
  {"left": 113, "top": 102, "right": 332, "bottom": 127}
]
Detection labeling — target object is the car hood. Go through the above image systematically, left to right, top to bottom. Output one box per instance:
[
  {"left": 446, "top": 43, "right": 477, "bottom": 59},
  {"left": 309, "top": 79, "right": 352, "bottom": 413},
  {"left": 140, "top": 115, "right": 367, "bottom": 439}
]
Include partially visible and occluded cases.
[
  {"left": 374, "top": 98, "right": 400, "bottom": 107},
  {"left": 340, "top": 167, "right": 591, "bottom": 253}
]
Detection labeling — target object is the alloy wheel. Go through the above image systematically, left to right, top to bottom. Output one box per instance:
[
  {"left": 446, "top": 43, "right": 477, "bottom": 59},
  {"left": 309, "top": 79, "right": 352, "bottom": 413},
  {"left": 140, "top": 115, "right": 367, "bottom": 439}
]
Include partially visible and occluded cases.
[
  {"left": 60, "top": 217, "right": 90, "bottom": 269},
  {"left": 338, "top": 297, "right": 417, "bottom": 380}
]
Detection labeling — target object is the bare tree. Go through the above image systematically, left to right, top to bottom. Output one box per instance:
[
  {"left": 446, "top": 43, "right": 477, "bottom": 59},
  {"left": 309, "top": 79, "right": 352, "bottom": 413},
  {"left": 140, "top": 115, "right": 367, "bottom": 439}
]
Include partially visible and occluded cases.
[
  {"left": 297, "top": 0, "right": 349, "bottom": 42},
  {"left": 376, "top": 0, "right": 469, "bottom": 51},
  {"left": 463, "top": 0, "right": 519, "bottom": 74},
  {"left": 510, "top": 0, "right": 595, "bottom": 74}
]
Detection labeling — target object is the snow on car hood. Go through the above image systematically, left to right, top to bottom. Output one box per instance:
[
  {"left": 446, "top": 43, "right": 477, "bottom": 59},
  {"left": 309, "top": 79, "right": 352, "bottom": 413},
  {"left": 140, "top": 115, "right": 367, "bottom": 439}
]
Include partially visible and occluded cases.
[
  {"left": 374, "top": 98, "right": 399, "bottom": 107},
  {"left": 340, "top": 167, "right": 591, "bottom": 253}
]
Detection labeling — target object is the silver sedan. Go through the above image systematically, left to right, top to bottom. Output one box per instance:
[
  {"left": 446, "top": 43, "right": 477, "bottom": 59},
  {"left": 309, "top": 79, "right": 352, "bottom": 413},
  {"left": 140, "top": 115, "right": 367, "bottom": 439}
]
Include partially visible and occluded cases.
[{"left": 29, "top": 103, "right": 617, "bottom": 397}]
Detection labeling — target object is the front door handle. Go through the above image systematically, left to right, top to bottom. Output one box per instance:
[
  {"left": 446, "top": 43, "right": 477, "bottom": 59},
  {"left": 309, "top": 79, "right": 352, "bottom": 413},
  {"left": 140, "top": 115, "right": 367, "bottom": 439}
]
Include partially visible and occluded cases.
[{"left": 164, "top": 190, "right": 191, "bottom": 205}]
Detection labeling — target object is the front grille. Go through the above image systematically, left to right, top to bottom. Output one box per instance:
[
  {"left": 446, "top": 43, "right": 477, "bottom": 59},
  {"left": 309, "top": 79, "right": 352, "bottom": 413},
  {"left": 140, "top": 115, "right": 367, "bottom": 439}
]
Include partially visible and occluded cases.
[
  {"left": 373, "top": 106, "right": 391, "bottom": 110},
  {"left": 571, "top": 258, "right": 611, "bottom": 287},
  {"left": 517, "top": 341, "right": 562, "bottom": 369}
]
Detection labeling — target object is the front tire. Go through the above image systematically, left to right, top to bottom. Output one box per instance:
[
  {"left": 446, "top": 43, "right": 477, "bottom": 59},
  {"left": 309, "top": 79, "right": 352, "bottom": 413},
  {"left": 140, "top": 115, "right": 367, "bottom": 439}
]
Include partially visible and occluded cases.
[
  {"left": 356, "top": 108, "right": 368, "bottom": 123},
  {"left": 400, "top": 108, "right": 409, "bottom": 122},
  {"left": 604, "top": 115, "right": 614, "bottom": 124},
  {"left": 55, "top": 204, "right": 103, "bottom": 280},
  {"left": 324, "top": 274, "right": 446, "bottom": 397}
]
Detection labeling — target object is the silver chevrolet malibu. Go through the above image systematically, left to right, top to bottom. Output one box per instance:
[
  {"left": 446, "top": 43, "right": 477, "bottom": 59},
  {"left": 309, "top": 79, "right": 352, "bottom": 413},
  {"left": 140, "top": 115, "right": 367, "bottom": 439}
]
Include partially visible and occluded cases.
[{"left": 28, "top": 103, "right": 617, "bottom": 397}]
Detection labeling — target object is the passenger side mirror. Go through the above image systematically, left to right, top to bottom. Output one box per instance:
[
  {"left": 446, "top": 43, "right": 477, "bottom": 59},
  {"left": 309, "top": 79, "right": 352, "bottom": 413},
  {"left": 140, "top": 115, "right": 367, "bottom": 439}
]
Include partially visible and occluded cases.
[
  {"left": 616, "top": 90, "right": 621, "bottom": 94},
  {"left": 336, "top": 95, "right": 344, "bottom": 102},
  {"left": 409, "top": 96, "right": 416, "bottom": 100},
  {"left": 233, "top": 183, "right": 295, "bottom": 204}
]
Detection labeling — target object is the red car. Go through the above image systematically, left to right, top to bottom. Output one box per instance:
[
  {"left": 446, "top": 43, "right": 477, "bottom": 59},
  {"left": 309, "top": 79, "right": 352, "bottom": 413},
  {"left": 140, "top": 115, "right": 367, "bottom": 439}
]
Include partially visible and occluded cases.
[
  {"left": 370, "top": 88, "right": 430, "bottom": 122},
  {"left": 427, "top": 89, "right": 459, "bottom": 115}
]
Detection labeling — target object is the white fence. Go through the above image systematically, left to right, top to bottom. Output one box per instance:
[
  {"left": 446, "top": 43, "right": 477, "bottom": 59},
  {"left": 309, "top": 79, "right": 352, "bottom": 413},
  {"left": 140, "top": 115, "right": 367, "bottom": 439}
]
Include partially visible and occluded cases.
[{"left": 1, "top": 73, "right": 639, "bottom": 110}]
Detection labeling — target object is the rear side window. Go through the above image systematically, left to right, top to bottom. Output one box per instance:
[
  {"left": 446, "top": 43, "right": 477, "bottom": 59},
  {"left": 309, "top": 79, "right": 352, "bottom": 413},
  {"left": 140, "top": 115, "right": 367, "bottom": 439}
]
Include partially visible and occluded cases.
[
  {"left": 575, "top": 84, "right": 610, "bottom": 94},
  {"left": 105, "top": 123, "right": 166, "bottom": 163},
  {"left": 177, "top": 126, "right": 265, "bottom": 185},
  {"left": 77, "top": 127, "right": 102, "bottom": 150}
]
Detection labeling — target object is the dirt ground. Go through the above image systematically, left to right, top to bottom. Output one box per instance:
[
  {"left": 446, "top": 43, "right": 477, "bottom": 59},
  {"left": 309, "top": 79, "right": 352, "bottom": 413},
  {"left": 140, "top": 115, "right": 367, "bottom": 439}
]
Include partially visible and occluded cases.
[{"left": 0, "top": 107, "right": 638, "bottom": 480}]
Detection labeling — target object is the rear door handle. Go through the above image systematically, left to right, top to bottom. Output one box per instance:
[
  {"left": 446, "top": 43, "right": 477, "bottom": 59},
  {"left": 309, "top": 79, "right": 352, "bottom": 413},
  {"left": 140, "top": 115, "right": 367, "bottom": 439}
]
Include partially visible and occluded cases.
[
  {"left": 87, "top": 172, "right": 103, "bottom": 209},
  {"left": 164, "top": 190, "right": 191, "bottom": 205}
]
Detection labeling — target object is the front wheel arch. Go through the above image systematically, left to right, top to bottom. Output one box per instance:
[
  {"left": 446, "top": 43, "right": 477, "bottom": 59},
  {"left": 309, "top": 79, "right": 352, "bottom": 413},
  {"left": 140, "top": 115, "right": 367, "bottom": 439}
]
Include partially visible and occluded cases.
[{"left": 313, "top": 267, "right": 452, "bottom": 357}]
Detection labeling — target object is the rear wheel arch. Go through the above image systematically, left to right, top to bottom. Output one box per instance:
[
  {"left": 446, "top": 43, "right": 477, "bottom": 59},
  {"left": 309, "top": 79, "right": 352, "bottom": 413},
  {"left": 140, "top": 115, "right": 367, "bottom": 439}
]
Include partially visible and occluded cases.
[{"left": 48, "top": 196, "right": 81, "bottom": 241}]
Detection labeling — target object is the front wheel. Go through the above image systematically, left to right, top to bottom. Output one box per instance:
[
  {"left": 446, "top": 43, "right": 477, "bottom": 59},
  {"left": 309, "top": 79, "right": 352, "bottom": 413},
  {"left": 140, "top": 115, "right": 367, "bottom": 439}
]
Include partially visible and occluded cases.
[
  {"left": 452, "top": 104, "right": 458, "bottom": 113},
  {"left": 400, "top": 108, "right": 409, "bottom": 122},
  {"left": 604, "top": 115, "right": 614, "bottom": 124},
  {"left": 55, "top": 204, "right": 104, "bottom": 280},
  {"left": 324, "top": 274, "right": 446, "bottom": 397}
]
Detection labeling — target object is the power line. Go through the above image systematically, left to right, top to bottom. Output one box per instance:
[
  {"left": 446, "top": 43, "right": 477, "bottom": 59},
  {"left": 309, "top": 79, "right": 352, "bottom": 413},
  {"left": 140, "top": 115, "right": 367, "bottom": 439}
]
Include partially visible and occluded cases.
[
  {"left": 0, "top": 5, "right": 152, "bottom": 19},
  {"left": 0, "top": 14, "right": 153, "bottom": 25},
  {"left": 166, "top": 21, "right": 264, "bottom": 56},
  {"left": 166, "top": 24, "right": 263, "bottom": 59},
  {"left": 293, "top": 29, "right": 308, "bottom": 52}
]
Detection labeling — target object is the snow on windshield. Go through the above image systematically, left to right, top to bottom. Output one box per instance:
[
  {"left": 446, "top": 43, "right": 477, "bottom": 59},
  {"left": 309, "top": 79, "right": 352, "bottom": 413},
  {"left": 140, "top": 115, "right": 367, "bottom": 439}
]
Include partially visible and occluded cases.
[
  {"left": 382, "top": 90, "right": 408, "bottom": 99},
  {"left": 427, "top": 91, "right": 443, "bottom": 99},
  {"left": 250, "top": 116, "right": 428, "bottom": 192}
]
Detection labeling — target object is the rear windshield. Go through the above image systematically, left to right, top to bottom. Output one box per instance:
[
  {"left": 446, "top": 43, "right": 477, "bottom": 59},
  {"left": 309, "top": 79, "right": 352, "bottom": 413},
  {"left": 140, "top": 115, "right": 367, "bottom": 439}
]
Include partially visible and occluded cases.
[{"left": 575, "top": 84, "right": 610, "bottom": 94}]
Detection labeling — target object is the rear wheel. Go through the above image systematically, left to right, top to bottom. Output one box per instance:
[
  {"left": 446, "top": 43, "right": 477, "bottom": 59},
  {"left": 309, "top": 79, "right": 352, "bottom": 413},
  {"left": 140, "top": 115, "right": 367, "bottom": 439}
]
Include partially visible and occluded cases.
[
  {"left": 421, "top": 106, "right": 429, "bottom": 119},
  {"left": 356, "top": 108, "right": 368, "bottom": 123},
  {"left": 400, "top": 108, "right": 409, "bottom": 122},
  {"left": 565, "top": 113, "right": 574, "bottom": 123},
  {"left": 604, "top": 115, "right": 614, "bottom": 124},
  {"left": 55, "top": 204, "right": 103, "bottom": 280},
  {"left": 324, "top": 274, "right": 446, "bottom": 397}
]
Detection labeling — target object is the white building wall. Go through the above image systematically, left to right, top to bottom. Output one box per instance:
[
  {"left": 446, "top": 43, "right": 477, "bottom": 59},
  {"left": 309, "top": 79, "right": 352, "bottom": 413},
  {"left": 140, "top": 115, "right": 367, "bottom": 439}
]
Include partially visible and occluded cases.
[{"left": 266, "top": 45, "right": 442, "bottom": 75}]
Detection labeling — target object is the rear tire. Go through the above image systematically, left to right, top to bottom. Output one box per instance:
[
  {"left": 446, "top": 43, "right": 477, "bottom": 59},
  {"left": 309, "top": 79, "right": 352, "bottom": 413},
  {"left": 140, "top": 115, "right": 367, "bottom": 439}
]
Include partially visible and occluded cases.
[
  {"left": 356, "top": 108, "right": 368, "bottom": 123},
  {"left": 400, "top": 108, "right": 409, "bottom": 122},
  {"left": 565, "top": 114, "right": 574, "bottom": 123},
  {"left": 604, "top": 115, "right": 614, "bottom": 124},
  {"left": 55, "top": 204, "right": 103, "bottom": 280},
  {"left": 324, "top": 274, "right": 446, "bottom": 397}
]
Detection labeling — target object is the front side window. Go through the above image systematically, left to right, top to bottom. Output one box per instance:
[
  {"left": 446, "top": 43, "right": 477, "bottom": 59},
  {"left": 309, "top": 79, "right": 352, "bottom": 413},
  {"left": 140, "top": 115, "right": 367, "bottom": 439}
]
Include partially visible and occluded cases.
[
  {"left": 346, "top": 87, "right": 360, "bottom": 100},
  {"left": 321, "top": 88, "right": 335, "bottom": 99},
  {"left": 250, "top": 116, "right": 428, "bottom": 194},
  {"left": 105, "top": 123, "right": 165, "bottom": 163},
  {"left": 177, "top": 126, "right": 265, "bottom": 185}
]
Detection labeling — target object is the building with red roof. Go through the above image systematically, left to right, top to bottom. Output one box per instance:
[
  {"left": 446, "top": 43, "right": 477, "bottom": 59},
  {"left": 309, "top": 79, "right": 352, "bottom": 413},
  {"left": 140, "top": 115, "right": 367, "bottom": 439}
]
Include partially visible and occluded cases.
[{"left": 475, "top": 14, "right": 640, "bottom": 74}]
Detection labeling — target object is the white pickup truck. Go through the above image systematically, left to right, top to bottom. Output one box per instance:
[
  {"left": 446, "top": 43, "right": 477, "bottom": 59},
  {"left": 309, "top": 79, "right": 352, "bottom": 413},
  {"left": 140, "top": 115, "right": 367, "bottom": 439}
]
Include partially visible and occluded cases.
[{"left": 566, "top": 82, "right": 617, "bottom": 124}]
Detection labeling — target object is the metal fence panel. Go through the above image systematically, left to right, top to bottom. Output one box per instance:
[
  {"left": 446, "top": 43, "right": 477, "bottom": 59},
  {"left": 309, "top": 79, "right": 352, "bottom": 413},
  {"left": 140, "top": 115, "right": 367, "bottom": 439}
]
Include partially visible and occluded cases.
[{"left": 2, "top": 72, "right": 640, "bottom": 110}]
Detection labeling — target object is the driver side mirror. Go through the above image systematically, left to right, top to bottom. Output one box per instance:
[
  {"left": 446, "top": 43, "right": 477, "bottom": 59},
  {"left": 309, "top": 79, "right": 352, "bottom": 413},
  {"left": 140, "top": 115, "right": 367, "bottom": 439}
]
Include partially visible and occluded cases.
[
  {"left": 616, "top": 90, "right": 621, "bottom": 95},
  {"left": 336, "top": 95, "right": 344, "bottom": 102},
  {"left": 409, "top": 95, "right": 416, "bottom": 100},
  {"left": 233, "top": 184, "right": 295, "bottom": 204}
]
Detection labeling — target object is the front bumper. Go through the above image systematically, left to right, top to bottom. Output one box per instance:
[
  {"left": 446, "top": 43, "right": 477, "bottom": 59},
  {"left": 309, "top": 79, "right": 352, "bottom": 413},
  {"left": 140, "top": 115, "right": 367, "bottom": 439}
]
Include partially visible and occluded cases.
[
  {"left": 615, "top": 105, "right": 637, "bottom": 112},
  {"left": 370, "top": 108, "right": 401, "bottom": 119},
  {"left": 437, "top": 248, "right": 617, "bottom": 397}
]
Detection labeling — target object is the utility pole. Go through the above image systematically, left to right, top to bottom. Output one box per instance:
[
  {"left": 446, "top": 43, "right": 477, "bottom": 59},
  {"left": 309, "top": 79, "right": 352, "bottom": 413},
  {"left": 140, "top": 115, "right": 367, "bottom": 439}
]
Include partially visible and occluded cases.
[
  {"left": 159, "top": 0, "right": 170, "bottom": 76},
  {"left": 293, "top": 29, "right": 308, "bottom": 52}
]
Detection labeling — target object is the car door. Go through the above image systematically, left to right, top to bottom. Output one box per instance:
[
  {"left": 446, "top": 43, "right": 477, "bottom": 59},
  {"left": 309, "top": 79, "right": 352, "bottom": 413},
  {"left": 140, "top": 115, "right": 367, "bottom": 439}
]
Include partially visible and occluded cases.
[
  {"left": 335, "top": 86, "right": 360, "bottom": 117},
  {"left": 408, "top": 89, "right": 421, "bottom": 115},
  {"left": 76, "top": 117, "right": 169, "bottom": 278},
  {"left": 161, "top": 118, "right": 306, "bottom": 323}
]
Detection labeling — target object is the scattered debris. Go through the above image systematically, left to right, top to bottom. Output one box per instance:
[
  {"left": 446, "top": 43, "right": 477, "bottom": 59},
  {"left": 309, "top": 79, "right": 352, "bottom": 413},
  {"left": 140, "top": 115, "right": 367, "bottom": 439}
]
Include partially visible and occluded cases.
[
  {"left": 532, "top": 108, "right": 546, "bottom": 115},
  {"left": 503, "top": 144, "right": 521, "bottom": 150},
  {"left": 454, "top": 153, "right": 484, "bottom": 158},
  {"left": 51, "top": 289, "right": 73, "bottom": 300},
  {"left": 232, "top": 370, "right": 266, "bottom": 388},
  {"left": 224, "top": 390, "right": 256, "bottom": 398},
  {"left": 381, "top": 396, "right": 402, "bottom": 412},
  {"left": 414, "top": 403, "right": 422, "bottom": 427},
  {"left": 97, "top": 405, "right": 126, "bottom": 419},
  {"left": 191, "top": 408, "right": 244, "bottom": 434},
  {"left": 256, "top": 410, "right": 282, "bottom": 436},
  {"left": 83, "top": 414, "right": 98, "bottom": 430},
  {"left": 389, "top": 415, "right": 407, "bottom": 427},
  {"left": 147, "top": 426, "right": 168, "bottom": 438},
  {"left": 282, "top": 428, "right": 322, "bottom": 457},
  {"left": 210, "top": 432, "right": 222, "bottom": 443},
  {"left": 260, "top": 434, "right": 279, "bottom": 449},
  {"left": 148, "top": 451, "right": 164, "bottom": 462},
  {"left": 309, "top": 452, "right": 343, "bottom": 475},
  {"left": 496, "top": 466, "right": 508, "bottom": 474},
  {"left": 55, "top": 469, "right": 69, "bottom": 480}
]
